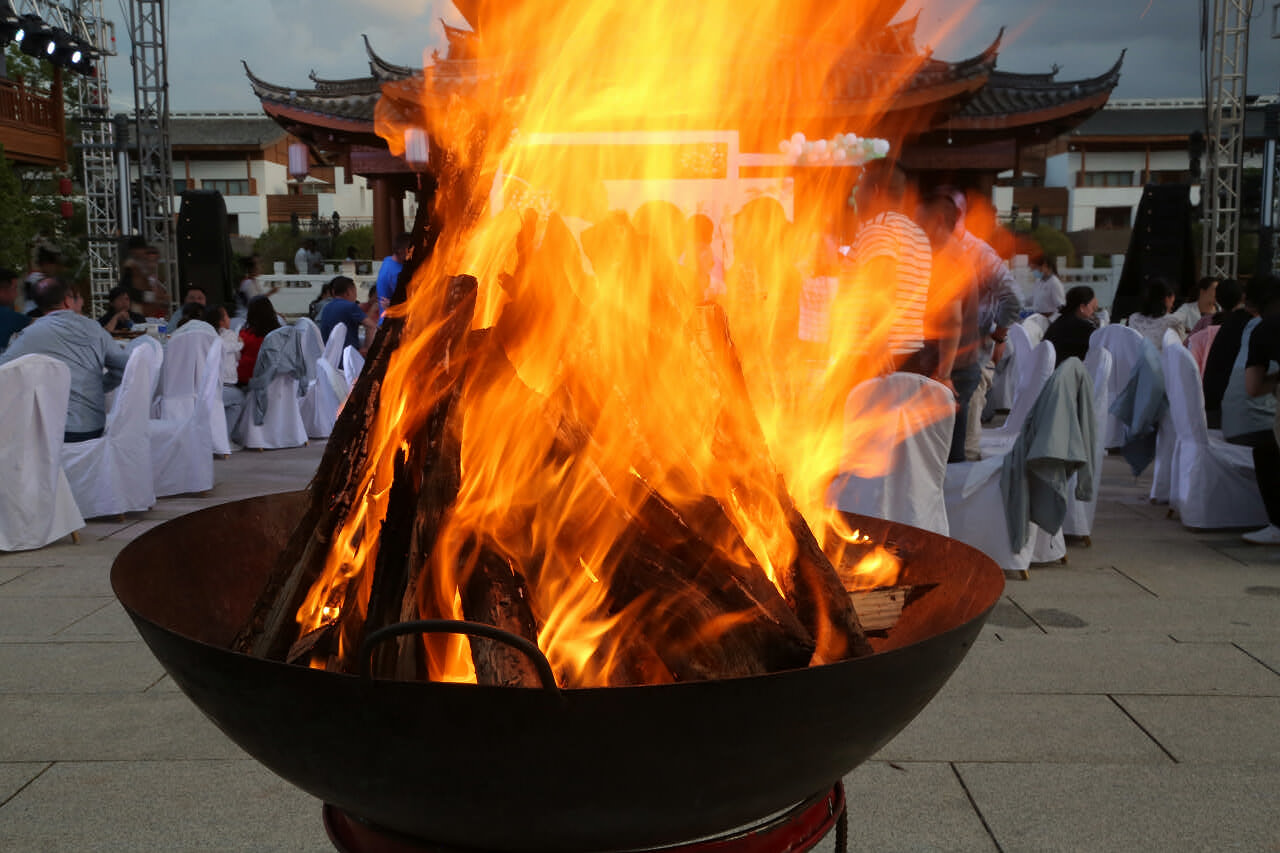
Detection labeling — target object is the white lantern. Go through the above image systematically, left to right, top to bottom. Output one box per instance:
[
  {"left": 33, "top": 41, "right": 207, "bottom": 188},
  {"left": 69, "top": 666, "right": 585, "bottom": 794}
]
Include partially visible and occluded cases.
[
  {"left": 404, "top": 128, "right": 430, "bottom": 168},
  {"left": 287, "top": 143, "right": 309, "bottom": 180}
]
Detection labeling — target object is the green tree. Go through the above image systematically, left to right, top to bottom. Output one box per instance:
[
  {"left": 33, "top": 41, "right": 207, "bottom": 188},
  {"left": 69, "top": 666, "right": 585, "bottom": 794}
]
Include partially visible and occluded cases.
[{"left": 0, "top": 150, "right": 34, "bottom": 270}]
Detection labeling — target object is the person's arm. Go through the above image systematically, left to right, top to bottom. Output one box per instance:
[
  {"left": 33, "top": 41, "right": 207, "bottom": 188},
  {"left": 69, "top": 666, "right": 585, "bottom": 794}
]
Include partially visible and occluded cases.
[
  {"left": 101, "top": 310, "right": 129, "bottom": 333},
  {"left": 1244, "top": 365, "right": 1277, "bottom": 398}
]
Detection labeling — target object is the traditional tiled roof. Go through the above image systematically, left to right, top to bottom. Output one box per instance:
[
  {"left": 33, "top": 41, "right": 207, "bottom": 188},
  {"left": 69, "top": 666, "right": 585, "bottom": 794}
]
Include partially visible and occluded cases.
[
  {"left": 955, "top": 52, "right": 1124, "bottom": 122},
  {"left": 1069, "top": 96, "right": 1276, "bottom": 140},
  {"left": 166, "top": 114, "right": 286, "bottom": 149}
]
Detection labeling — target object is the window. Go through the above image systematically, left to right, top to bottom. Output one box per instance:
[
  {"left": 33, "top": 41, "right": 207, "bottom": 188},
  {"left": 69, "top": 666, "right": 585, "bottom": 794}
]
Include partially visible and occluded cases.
[
  {"left": 1080, "top": 170, "right": 1136, "bottom": 188},
  {"left": 173, "top": 179, "right": 188, "bottom": 193},
  {"left": 202, "top": 179, "right": 251, "bottom": 196},
  {"left": 1095, "top": 206, "right": 1132, "bottom": 229}
]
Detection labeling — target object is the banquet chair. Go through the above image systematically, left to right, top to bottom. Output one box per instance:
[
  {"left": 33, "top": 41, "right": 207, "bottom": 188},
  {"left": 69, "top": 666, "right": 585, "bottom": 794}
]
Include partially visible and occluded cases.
[
  {"left": 1021, "top": 313, "right": 1050, "bottom": 345},
  {"left": 297, "top": 318, "right": 337, "bottom": 439},
  {"left": 322, "top": 323, "right": 345, "bottom": 370},
  {"left": 1090, "top": 323, "right": 1144, "bottom": 449},
  {"left": 1186, "top": 324, "right": 1220, "bottom": 377},
  {"left": 238, "top": 326, "right": 309, "bottom": 451},
  {"left": 1146, "top": 329, "right": 1184, "bottom": 504},
  {"left": 155, "top": 330, "right": 231, "bottom": 457},
  {"left": 1161, "top": 331, "right": 1268, "bottom": 530},
  {"left": 978, "top": 338, "right": 1055, "bottom": 457},
  {"left": 150, "top": 341, "right": 218, "bottom": 496},
  {"left": 61, "top": 344, "right": 158, "bottom": 519},
  {"left": 343, "top": 346, "right": 365, "bottom": 388},
  {"left": 1062, "top": 347, "right": 1114, "bottom": 543},
  {"left": 0, "top": 355, "right": 84, "bottom": 550},
  {"left": 945, "top": 359, "right": 1095, "bottom": 578},
  {"left": 827, "top": 373, "right": 955, "bottom": 536}
]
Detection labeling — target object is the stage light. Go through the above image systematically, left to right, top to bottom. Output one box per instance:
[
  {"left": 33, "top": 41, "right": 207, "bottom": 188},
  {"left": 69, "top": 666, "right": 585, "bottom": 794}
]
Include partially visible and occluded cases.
[
  {"left": 0, "top": 3, "right": 20, "bottom": 46},
  {"left": 17, "top": 15, "right": 54, "bottom": 58}
]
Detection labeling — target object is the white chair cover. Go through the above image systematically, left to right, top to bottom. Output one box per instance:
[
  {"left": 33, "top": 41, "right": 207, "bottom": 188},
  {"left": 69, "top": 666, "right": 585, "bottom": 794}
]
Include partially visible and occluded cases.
[
  {"left": 1021, "top": 313, "right": 1049, "bottom": 345},
  {"left": 295, "top": 317, "right": 325, "bottom": 367},
  {"left": 322, "top": 323, "right": 345, "bottom": 370},
  {"left": 1091, "top": 323, "right": 1145, "bottom": 449},
  {"left": 156, "top": 328, "right": 216, "bottom": 422},
  {"left": 1147, "top": 328, "right": 1182, "bottom": 503},
  {"left": 1161, "top": 333, "right": 1268, "bottom": 529},
  {"left": 131, "top": 335, "right": 164, "bottom": 402},
  {"left": 979, "top": 339, "right": 1055, "bottom": 457},
  {"left": 987, "top": 341, "right": 1015, "bottom": 413},
  {"left": 149, "top": 342, "right": 218, "bottom": 497},
  {"left": 62, "top": 345, "right": 158, "bottom": 519},
  {"left": 343, "top": 346, "right": 365, "bottom": 388},
  {"left": 1063, "top": 348, "right": 1114, "bottom": 538},
  {"left": 0, "top": 356, "right": 84, "bottom": 550},
  {"left": 300, "top": 357, "right": 346, "bottom": 439},
  {"left": 946, "top": 360, "right": 1094, "bottom": 576},
  {"left": 827, "top": 373, "right": 955, "bottom": 535},
  {"left": 238, "top": 375, "right": 309, "bottom": 450}
]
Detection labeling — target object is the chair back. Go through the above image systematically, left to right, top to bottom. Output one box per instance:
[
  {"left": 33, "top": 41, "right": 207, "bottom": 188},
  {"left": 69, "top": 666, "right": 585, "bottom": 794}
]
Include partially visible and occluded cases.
[
  {"left": 1021, "top": 313, "right": 1049, "bottom": 345},
  {"left": 295, "top": 317, "right": 325, "bottom": 368},
  {"left": 1008, "top": 322, "right": 1035, "bottom": 391},
  {"left": 322, "top": 323, "right": 346, "bottom": 369},
  {"left": 1091, "top": 323, "right": 1144, "bottom": 448},
  {"left": 1186, "top": 324, "right": 1220, "bottom": 377},
  {"left": 157, "top": 330, "right": 215, "bottom": 422},
  {"left": 1161, "top": 331, "right": 1211, "bottom": 447},
  {"left": 200, "top": 337, "right": 231, "bottom": 455},
  {"left": 1001, "top": 339, "right": 1055, "bottom": 439},
  {"left": 108, "top": 344, "right": 160, "bottom": 438},
  {"left": 343, "top": 346, "right": 365, "bottom": 387},
  {"left": 1083, "top": 347, "right": 1114, "bottom": 438},
  {"left": 0, "top": 355, "right": 84, "bottom": 550},
  {"left": 830, "top": 372, "right": 955, "bottom": 535}
]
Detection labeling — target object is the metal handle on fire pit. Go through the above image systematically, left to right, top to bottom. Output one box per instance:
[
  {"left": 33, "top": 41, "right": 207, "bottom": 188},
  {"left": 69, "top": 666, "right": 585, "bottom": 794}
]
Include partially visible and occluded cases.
[{"left": 359, "top": 619, "right": 560, "bottom": 693}]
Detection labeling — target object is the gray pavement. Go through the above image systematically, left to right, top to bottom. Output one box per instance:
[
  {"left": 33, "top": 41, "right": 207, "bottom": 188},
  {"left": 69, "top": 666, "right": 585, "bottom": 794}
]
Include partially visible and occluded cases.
[{"left": 1, "top": 446, "right": 1278, "bottom": 852}]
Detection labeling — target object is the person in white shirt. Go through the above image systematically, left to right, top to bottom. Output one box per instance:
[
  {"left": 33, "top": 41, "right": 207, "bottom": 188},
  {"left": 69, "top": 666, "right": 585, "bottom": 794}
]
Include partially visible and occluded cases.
[{"left": 1030, "top": 255, "right": 1066, "bottom": 316}]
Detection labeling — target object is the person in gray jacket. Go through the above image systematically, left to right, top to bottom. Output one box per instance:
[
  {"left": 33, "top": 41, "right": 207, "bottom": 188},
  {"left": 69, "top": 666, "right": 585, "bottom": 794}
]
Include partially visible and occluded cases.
[{"left": 0, "top": 277, "right": 130, "bottom": 442}]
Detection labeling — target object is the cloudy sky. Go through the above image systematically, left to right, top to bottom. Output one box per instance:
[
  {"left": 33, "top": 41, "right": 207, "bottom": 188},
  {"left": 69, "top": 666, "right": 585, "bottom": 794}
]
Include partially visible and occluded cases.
[{"left": 101, "top": 0, "right": 1280, "bottom": 112}]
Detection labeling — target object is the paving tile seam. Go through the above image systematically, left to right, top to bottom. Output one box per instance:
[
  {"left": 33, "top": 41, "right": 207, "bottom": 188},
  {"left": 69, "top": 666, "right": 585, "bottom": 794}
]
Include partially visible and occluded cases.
[
  {"left": 1002, "top": 597, "right": 1048, "bottom": 634},
  {"left": 53, "top": 601, "right": 119, "bottom": 637},
  {"left": 1232, "top": 642, "right": 1280, "bottom": 678},
  {"left": 1106, "top": 694, "right": 1179, "bottom": 763},
  {"left": 0, "top": 762, "right": 53, "bottom": 809},
  {"left": 948, "top": 762, "right": 1004, "bottom": 853}
]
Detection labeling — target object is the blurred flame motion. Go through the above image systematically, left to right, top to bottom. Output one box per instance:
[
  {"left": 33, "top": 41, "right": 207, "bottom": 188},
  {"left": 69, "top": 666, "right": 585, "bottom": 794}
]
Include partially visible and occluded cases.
[{"left": 296, "top": 0, "right": 972, "bottom": 685}]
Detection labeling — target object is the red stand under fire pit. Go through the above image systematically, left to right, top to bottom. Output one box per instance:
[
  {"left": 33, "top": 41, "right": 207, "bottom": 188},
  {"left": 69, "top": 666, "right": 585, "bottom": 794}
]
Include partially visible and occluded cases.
[
  {"left": 111, "top": 492, "right": 1002, "bottom": 852},
  {"left": 324, "top": 783, "right": 847, "bottom": 853}
]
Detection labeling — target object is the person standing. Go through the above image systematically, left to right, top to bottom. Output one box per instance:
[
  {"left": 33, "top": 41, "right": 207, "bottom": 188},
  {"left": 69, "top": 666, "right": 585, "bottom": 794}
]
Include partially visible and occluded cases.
[
  {"left": 845, "top": 159, "right": 932, "bottom": 373},
  {"left": 375, "top": 232, "right": 412, "bottom": 325},
  {"left": 1030, "top": 254, "right": 1066, "bottom": 317},
  {"left": 0, "top": 267, "right": 31, "bottom": 352},
  {"left": 0, "top": 277, "right": 130, "bottom": 442}
]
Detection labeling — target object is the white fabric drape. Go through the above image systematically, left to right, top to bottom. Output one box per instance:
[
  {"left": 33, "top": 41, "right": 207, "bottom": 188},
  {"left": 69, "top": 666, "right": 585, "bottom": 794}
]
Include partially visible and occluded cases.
[
  {"left": 62, "top": 345, "right": 158, "bottom": 519},
  {"left": 0, "top": 355, "right": 84, "bottom": 550}
]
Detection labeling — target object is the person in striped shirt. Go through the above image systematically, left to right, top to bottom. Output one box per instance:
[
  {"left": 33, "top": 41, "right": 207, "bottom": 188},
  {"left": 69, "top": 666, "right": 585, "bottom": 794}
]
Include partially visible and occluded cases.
[{"left": 847, "top": 159, "right": 933, "bottom": 376}]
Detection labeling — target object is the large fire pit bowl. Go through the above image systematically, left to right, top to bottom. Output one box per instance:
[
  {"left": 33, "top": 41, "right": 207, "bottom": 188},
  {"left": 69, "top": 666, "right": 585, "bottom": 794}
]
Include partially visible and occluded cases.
[{"left": 112, "top": 492, "right": 1003, "bottom": 852}]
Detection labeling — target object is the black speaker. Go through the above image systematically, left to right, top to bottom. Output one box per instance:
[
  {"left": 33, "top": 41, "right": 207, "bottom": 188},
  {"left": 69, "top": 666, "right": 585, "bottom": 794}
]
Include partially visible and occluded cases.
[
  {"left": 1112, "top": 184, "right": 1196, "bottom": 321},
  {"left": 177, "top": 190, "right": 236, "bottom": 306}
]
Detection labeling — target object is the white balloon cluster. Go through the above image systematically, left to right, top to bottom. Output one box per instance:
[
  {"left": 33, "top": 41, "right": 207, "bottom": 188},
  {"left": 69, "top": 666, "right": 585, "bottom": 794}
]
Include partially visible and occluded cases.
[{"left": 778, "top": 132, "right": 891, "bottom": 166}]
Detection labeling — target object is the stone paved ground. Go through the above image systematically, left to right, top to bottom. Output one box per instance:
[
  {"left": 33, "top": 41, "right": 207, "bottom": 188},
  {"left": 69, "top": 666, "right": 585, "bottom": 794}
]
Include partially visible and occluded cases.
[{"left": 1, "top": 445, "right": 1277, "bottom": 852}]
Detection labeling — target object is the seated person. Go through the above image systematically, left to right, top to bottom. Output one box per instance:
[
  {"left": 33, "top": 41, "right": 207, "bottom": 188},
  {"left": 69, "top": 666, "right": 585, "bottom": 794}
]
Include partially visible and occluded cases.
[
  {"left": 0, "top": 267, "right": 31, "bottom": 353},
  {"left": 318, "top": 275, "right": 376, "bottom": 356},
  {"left": 1172, "top": 276, "right": 1219, "bottom": 332},
  {"left": 1204, "top": 276, "right": 1278, "bottom": 429},
  {"left": 0, "top": 277, "right": 130, "bottom": 442},
  {"left": 1127, "top": 277, "right": 1186, "bottom": 349},
  {"left": 1193, "top": 277, "right": 1243, "bottom": 334},
  {"left": 308, "top": 280, "right": 334, "bottom": 322},
  {"left": 99, "top": 285, "right": 146, "bottom": 333},
  {"left": 1043, "top": 286, "right": 1099, "bottom": 366},
  {"left": 1237, "top": 290, "right": 1280, "bottom": 545},
  {"left": 236, "top": 295, "right": 281, "bottom": 386},
  {"left": 168, "top": 302, "right": 218, "bottom": 338},
  {"left": 205, "top": 304, "right": 246, "bottom": 435}
]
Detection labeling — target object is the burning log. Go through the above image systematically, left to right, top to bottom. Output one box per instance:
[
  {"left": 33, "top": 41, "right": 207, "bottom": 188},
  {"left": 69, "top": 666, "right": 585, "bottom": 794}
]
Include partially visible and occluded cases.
[{"left": 458, "top": 544, "right": 543, "bottom": 687}]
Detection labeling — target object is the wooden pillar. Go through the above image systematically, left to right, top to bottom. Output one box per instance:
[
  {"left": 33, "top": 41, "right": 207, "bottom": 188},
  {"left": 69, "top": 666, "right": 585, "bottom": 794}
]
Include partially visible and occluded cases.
[
  {"left": 372, "top": 178, "right": 391, "bottom": 259},
  {"left": 388, "top": 182, "right": 406, "bottom": 239}
]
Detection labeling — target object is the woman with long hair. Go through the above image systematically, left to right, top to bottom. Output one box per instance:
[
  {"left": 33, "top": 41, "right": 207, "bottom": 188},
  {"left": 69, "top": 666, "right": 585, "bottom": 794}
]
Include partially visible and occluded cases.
[
  {"left": 1127, "top": 276, "right": 1186, "bottom": 349},
  {"left": 235, "top": 295, "right": 280, "bottom": 385}
]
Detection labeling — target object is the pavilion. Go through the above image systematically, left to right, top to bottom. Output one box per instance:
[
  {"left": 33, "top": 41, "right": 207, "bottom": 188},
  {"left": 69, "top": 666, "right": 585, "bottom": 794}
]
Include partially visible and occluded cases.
[{"left": 245, "top": 12, "right": 1123, "bottom": 254}]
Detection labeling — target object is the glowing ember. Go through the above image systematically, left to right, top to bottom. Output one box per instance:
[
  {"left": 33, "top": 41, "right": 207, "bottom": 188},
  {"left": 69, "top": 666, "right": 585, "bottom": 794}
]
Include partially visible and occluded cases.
[{"left": 291, "top": 0, "right": 967, "bottom": 686}]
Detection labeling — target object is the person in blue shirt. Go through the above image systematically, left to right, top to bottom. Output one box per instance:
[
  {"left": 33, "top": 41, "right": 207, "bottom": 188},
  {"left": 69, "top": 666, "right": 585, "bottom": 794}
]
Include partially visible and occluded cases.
[
  {"left": 374, "top": 232, "right": 412, "bottom": 325},
  {"left": 0, "top": 268, "right": 31, "bottom": 352},
  {"left": 318, "top": 275, "right": 376, "bottom": 358}
]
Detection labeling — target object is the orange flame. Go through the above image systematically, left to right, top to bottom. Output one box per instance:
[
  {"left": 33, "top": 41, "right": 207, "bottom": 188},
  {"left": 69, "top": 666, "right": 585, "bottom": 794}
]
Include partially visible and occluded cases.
[{"left": 297, "top": 0, "right": 976, "bottom": 685}]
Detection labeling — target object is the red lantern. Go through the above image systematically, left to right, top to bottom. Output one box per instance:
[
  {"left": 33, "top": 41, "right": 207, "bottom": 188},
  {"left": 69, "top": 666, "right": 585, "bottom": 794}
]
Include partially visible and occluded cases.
[
  {"left": 58, "top": 177, "right": 72, "bottom": 196},
  {"left": 60, "top": 200, "right": 74, "bottom": 219}
]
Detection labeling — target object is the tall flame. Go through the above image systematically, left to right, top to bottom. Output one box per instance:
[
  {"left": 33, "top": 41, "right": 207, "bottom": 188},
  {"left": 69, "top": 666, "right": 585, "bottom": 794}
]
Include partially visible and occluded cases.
[{"left": 298, "top": 0, "right": 972, "bottom": 685}]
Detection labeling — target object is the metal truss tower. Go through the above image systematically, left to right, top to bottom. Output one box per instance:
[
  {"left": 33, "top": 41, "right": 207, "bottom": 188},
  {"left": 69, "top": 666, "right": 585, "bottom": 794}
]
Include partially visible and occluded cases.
[
  {"left": 70, "top": 0, "right": 119, "bottom": 314},
  {"left": 128, "top": 0, "right": 176, "bottom": 312},
  {"left": 1202, "top": 0, "right": 1253, "bottom": 281}
]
